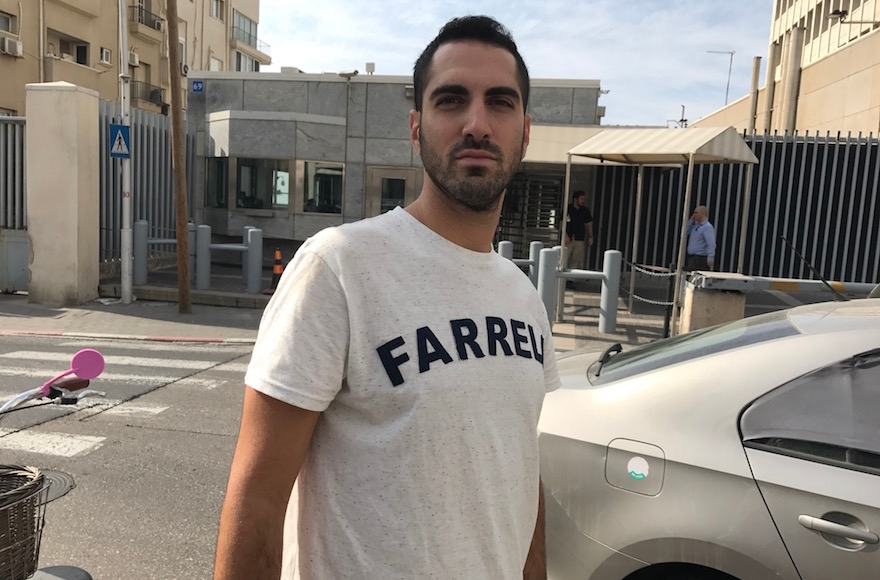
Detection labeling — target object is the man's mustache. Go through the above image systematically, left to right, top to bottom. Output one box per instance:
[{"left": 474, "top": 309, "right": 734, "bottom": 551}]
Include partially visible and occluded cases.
[{"left": 448, "top": 136, "right": 504, "bottom": 159}]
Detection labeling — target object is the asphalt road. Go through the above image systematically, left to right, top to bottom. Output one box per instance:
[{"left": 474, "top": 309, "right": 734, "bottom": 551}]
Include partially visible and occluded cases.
[{"left": 0, "top": 335, "right": 251, "bottom": 580}]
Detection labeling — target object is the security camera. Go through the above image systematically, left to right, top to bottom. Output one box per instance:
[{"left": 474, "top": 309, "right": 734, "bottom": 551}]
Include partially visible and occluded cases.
[{"left": 338, "top": 70, "right": 359, "bottom": 79}]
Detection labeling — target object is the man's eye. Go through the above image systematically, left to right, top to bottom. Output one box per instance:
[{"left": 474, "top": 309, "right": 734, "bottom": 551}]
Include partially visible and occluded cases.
[
  {"left": 436, "top": 96, "right": 462, "bottom": 105},
  {"left": 490, "top": 98, "right": 515, "bottom": 108}
]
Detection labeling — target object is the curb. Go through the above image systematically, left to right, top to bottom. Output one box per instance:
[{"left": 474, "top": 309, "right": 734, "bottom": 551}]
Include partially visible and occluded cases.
[{"left": 0, "top": 330, "right": 256, "bottom": 345}]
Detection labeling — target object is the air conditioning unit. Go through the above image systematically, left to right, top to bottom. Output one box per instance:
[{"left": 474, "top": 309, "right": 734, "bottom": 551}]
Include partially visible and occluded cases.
[
  {"left": 154, "top": 19, "right": 164, "bottom": 31},
  {"left": 0, "top": 37, "right": 23, "bottom": 58},
  {"left": 100, "top": 47, "right": 112, "bottom": 65},
  {"left": 128, "top": 50, "right": 140, "bottom": 67},
  {"left": 180, "top": 63, "right": 189, "bottom": 76},
  {"left": 149, "top": 88, "right": 164, "bottom": 105}
]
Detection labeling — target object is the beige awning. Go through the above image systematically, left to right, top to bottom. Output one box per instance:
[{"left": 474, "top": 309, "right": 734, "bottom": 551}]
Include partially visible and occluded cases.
[
  {"left": 522, "top": 125, "right": 607, "bottom": 164},
  {"left": 567, "top": 126, "right": 759, "bottom": 165}
]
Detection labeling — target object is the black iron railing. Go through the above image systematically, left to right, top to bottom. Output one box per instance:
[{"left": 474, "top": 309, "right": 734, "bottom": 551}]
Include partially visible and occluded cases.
[
  {"left": 130, "top": 5, "right": 164, "bottom": 31},
  {"left": 131, "top": 81, "right": 165, "bottom": 106}
]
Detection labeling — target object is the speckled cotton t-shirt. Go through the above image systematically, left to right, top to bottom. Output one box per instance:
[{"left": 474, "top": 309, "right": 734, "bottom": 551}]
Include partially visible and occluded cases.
[{"left": 245, "top": 206, "right": 560, "bottom": 579}]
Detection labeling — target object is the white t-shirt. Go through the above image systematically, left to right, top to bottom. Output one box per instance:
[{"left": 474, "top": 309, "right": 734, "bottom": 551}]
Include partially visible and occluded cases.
[{"left": 245, "top": 207, "right": 561, "bottom": 579}]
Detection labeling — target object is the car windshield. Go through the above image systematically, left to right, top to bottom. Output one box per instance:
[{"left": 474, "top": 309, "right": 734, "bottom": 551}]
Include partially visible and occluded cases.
[{"left": 588, "top": 310, "right": 800, "bottom": 385}]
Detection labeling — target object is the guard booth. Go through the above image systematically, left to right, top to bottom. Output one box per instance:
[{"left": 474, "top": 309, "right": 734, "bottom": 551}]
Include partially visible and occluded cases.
[{"left": 563, "top": 126, "right": 760, "bottom": 334}]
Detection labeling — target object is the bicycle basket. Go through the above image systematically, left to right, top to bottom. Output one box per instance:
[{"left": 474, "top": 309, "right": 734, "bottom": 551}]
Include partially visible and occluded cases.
[{"left": 0, "top": 465, "right": 49, "bottom": 580}]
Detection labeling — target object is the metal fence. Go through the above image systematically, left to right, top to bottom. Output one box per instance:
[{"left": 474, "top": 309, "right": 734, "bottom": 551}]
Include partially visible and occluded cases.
[
  {"left": 99, "top": 100, "right": 195, "bottom": 262},
  {"left": 0, "top": 117, "right": 26, "bottom": 230},
  {"left": 588, "top": 131, "right": 880, "bottom": 284}
]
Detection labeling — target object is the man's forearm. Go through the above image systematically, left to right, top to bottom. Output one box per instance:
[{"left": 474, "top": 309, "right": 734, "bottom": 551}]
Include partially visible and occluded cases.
[
  {"left": 523, "top": 480, "right": 547, "bottom": 580},
  {"left": 215, "top": 492, "right": 286, "bottom": 580}
]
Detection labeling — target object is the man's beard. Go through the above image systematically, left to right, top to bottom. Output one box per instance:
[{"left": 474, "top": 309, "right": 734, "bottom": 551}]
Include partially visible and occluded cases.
[{"left": 419, "top": 132, "right": 523, "bottom": 213}]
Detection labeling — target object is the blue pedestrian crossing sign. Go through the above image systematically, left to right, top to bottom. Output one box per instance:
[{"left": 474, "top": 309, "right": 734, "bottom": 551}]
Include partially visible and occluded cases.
[{"left": 109, "top": 124, "right": 131, "bottom": 159}]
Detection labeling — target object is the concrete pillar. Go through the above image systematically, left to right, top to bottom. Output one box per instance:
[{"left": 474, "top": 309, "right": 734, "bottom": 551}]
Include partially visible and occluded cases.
[
  {"left": 25, "top": 82, "right": 99, "bottom": 306},
  {"left": 679, "top": 281, "right": 746, "bottom": 334}
]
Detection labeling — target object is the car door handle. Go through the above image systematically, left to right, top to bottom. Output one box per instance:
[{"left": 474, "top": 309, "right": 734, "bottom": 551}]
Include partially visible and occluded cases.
[{"left": 798, "top": 515, "right": 880, "bottom": 544}]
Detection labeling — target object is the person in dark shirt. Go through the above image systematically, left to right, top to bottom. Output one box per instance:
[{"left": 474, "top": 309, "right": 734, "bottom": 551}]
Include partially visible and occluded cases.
[{"left": 564, "top": 190, "right": 593, "bottom": 270}]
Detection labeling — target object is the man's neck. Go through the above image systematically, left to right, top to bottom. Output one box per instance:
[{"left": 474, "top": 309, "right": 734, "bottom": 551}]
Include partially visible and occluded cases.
[{"left": 405, "top": 184, "right": 501, "bottom": 253}]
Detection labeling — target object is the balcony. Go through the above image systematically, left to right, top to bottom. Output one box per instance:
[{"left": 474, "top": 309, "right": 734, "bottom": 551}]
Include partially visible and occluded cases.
[
  {"left": 129, "top": 5, "right": 164, "bottom": 43},
  {"left": 231, "top": 26, "right": 271, "bottom": 64},
  {"left": 132, "top": 81, "right": 166, "bottom": 107}
]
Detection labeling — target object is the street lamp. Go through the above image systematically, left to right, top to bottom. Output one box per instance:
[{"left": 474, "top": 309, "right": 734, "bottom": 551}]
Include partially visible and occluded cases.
[
  {"left": 829, "top": 9, "right": 880, "bottom": 24},
  {"left": 707, "top": 50, "right": 735, "bottom": 106}
]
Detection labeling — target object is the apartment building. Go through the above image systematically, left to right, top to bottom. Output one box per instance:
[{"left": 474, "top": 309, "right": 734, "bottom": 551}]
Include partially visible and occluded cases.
[
  {"left": 0, "top": 0, "right": 270, "bottom": 116},
  {"left": 694, "top": 0, "right": 880, "bottom": 134}
]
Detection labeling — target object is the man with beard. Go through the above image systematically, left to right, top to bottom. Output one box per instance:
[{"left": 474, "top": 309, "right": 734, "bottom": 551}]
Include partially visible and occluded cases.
[{"left": 214, "top": 15, "right": 560, "bottom": 580}]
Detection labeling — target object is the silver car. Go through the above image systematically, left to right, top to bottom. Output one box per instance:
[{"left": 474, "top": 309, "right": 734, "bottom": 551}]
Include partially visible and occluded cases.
[{"left": 539, "top": 299, "right": 880, "bottom": 580}]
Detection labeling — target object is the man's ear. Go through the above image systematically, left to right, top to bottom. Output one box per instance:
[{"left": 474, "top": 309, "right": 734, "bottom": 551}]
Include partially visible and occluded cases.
[{"left": 409, "top": 110, "right": 422, "bottom": 155}]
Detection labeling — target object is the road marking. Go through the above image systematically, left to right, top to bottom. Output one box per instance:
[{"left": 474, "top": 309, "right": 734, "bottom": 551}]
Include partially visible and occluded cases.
[
  {"left": 58, "top": 339, "right": 252, "bottom": 354},
  {"left": 1, "top": 351, "right": 220, "bottom": 370},
  {"left": 214, "top": 362, "right": 249, "bottom": 373},
  {"left": 0, "top": 368, "right": 182, "bottom": 383},
  {"left": 175, "top": 377, "right": 226, "bottom": 389},
  {"left": 103, "top": 403, "right": 169, "bottom": 417},
  {"left": 0, "top": 429, "right": 105, "bottom": 457}
]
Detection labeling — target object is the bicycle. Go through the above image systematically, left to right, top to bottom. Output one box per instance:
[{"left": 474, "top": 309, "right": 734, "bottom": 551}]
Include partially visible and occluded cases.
[{"left": 0, "top": 348, "right": 106, "bottom": 580}]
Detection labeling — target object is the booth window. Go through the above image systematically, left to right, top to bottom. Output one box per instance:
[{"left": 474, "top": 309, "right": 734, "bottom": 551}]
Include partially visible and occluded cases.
[
  {"left": 206, "top": 158, "right": 228, "bottom": 208},
  {"left": 236, "top": 158, "right": 290, "bottom": 209},
  {"left": 301, "top": 161, "right": 343, "bottom": 214}
]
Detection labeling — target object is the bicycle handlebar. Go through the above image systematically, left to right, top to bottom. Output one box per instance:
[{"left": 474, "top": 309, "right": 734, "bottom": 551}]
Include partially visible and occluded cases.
[{"left": 0, "top": 349, "right": 105, "bottom": 414}]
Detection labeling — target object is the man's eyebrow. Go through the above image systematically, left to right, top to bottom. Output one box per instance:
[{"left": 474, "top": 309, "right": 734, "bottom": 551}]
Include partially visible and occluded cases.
[
  {"left": 429, "top": 84, "right": 469, "bottom": 100},
  {"left": 427, "top": 85, "right": 522, "bottom": 103},
  {"left": 485, "top": 86, "right": 521, "bottom": 102}
]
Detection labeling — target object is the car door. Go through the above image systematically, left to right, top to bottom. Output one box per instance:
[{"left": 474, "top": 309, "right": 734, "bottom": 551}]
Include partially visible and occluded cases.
[{"left": 740, "top": 349, "right": 880, "bottom": 580}]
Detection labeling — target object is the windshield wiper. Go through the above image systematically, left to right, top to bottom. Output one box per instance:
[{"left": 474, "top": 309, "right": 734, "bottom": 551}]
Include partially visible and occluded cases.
[{"left": 594, "top": 343, "right": 622, "bottom": 377}]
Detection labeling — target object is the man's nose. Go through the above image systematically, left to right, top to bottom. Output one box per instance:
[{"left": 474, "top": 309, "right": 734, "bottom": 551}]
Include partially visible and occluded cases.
[{"left": 462, "top": 102, "right": 491, "bottom": 140}]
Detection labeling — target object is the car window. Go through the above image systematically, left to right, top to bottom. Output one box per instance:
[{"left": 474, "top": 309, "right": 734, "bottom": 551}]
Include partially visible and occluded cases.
[
  {"left": 589, "top": 311, "right": 798, "bottom": 385},
  {"left": 741, "top": 349, "right": 880, "bottom": 476}
]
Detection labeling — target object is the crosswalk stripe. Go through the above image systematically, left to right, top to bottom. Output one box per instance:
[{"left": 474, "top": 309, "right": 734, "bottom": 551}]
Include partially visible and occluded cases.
[
  {"left": 58, "top": 339, "right": 252, "bottom": 353},
  {"left": 0, "top": 351, "right": 219, "bottom": 371},
  {"left": 0, "top": 367, "right": 182, "bottom": 383},
  {"left": 103, "top": 403, "right": 168, "bottom": 417},
  {"left": 0, "top": 429, "right": 105, "bottom": 457}
]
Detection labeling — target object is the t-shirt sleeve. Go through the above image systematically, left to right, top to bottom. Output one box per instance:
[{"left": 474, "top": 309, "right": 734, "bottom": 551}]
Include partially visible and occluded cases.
[
  {"left": 244, "top": 249, "right": 349, "bottom": 412},
  {"left": 542, "top": 327, "right": 561, "bottom": 393}
]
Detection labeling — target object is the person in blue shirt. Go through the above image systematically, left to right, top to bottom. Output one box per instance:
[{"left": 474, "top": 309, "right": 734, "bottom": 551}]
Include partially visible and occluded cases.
[{"left": 686, "top": 205, "right": 716, "bottom": 271}]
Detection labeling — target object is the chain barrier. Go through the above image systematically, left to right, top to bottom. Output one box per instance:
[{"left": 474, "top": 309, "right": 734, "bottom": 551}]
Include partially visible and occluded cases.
[
  {"left": 625, "top": 260, "right": 676, "bottom": 278},
  {"left": 619, "top": 285, "right": 674, "bottom": 307}
]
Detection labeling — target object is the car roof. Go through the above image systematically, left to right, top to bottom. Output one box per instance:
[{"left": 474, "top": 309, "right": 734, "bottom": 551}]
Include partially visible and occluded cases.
[{"left": 788, "top": 299, "right": 880, "bottom": 335}]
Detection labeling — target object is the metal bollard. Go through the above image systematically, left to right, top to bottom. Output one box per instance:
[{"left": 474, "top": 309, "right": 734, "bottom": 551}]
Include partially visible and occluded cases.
[
  {"left": 133, "top": 220, "right": 148, "bottom": 286},
  {"left": 188, "top": 223, "right": 197, "bottom": 282},
  {"left": 196, "top": 224, "right": 211, "bottom": 290},
  {"left": 242, "top": 226, "right": 255, "bottom": 284},
  {"left": 246, "top": 228, "right": 263, "bottom": 294},
  {"left": 497, "top": 240, "right": 514, "bottom": 261},
  {"left": 528, "top": 241, "right": 543, "bottom": 288},
  {"left": 537, "top": 247, "right": 560, "bottom": 325},
  {"left": 599, "top": 250, "right": 622, "bottom": 333}
]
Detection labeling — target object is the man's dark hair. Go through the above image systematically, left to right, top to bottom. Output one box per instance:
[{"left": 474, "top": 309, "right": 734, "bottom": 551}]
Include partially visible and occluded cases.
[
  {"left": 413, "top": 15, "right": 530, "bottom": 113},
  {"left": 573, "top": 190, "right": 586, "bottom": 200}
]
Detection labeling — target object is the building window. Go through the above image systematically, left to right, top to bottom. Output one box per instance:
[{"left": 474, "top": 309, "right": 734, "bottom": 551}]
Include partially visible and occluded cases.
[
  {"left": 211, "top": 0, "right": 224, "bottom": 20},
  {"left": 233, "top": 10, "right": 259, "bottom": 48},
  {"left": 0, "top": 11, "right": 13, "bottom": 33},
  {"left": 235, "top": 51, "right": 259, "bottom": 72},
  {"left": 206, "top": 158, "right": 228, "bottom": 208},
  {"left": 236, "top": 158, "right": 289, "bottom": 210},
  {"left": 300, "top": 161, "right": 344, "bottom": 214}
]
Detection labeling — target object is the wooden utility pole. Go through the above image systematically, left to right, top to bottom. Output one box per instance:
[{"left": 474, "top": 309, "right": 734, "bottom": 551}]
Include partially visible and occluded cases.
[{"left": 165, "top": 0, "right": 192, "bottom": 313}]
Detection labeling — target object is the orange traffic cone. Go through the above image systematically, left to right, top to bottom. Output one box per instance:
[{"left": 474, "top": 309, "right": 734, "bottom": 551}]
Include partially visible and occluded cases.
[{"left": 263, "top": 248, "right": 284, "bottom": 295}]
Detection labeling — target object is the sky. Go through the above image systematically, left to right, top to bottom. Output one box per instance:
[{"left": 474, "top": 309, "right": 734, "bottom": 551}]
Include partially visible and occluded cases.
[{"left": 257, "top": 0, "right": 774, "bottom": 127}]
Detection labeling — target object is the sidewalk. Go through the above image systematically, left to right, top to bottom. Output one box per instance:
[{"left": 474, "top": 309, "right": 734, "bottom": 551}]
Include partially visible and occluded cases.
[{"left": 0, "top": 274, "right": 668, "bottom": 349}]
